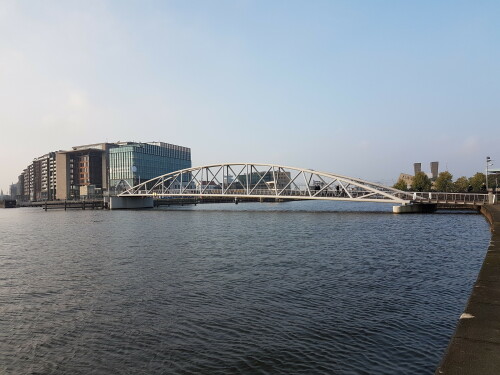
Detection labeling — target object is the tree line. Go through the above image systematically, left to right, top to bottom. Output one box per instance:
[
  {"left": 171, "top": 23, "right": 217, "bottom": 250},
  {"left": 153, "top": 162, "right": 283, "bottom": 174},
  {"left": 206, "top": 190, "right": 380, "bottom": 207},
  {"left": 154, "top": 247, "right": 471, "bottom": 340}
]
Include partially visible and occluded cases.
[{"left": 393, "top": 171, "right": 498, "bottom": 193}]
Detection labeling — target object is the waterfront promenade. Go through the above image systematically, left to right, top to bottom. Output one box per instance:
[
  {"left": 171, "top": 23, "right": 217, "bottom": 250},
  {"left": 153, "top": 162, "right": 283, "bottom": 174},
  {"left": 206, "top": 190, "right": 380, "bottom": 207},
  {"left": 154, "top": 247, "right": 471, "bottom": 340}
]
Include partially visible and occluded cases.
[{"left": 436, "top": 205, "right": 500, "bottom": 374}]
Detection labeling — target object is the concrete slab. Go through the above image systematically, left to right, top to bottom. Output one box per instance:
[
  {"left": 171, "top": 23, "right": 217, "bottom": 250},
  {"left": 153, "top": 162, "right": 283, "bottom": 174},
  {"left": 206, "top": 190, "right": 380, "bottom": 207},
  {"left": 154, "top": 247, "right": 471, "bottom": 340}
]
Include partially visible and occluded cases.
[
  {"left": 468, "top": 281, "right": 500, "bottom": 306},
  {"left": 453, "top": 301, "right": 500, "bottom": 344},
  {"left": 436, "top": 338, "right": 500, "bottom": 375}
]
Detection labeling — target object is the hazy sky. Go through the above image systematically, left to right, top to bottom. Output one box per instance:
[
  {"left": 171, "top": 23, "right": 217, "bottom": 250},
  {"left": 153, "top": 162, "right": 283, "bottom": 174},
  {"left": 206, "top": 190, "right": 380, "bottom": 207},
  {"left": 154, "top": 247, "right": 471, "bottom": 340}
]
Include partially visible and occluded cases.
[{"left": 1, "top": 0, "right": 499, "bottom": 192}]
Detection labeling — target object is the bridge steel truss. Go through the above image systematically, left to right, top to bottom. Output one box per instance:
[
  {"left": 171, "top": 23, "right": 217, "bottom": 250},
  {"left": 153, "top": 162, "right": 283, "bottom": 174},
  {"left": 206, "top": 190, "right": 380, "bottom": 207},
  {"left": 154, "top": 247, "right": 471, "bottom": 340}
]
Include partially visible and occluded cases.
[{"left": 118, "top": 163, "right": 413, "bottom": 204}]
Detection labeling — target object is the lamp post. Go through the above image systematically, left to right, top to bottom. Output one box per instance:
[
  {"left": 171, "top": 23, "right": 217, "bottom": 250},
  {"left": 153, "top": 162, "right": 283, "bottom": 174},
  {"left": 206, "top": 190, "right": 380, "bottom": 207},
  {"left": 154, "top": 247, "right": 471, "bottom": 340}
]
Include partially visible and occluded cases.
[{"left": 486, "top": 156, "right": 493, "bottom": 191}]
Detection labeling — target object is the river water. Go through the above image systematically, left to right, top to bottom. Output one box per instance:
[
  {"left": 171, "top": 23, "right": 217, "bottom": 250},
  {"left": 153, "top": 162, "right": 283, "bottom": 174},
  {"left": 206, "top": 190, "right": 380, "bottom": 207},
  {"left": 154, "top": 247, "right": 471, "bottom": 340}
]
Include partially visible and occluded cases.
[{"left": 0, "top": 201, "right": 490, "bottom": 374}]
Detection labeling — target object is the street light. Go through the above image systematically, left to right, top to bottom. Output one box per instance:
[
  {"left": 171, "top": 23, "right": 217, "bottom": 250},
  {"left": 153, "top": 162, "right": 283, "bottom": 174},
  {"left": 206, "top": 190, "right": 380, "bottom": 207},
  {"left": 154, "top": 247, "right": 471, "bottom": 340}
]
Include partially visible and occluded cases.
[{"left": 486, "top": 156, "right": 493, "bottom": 191}]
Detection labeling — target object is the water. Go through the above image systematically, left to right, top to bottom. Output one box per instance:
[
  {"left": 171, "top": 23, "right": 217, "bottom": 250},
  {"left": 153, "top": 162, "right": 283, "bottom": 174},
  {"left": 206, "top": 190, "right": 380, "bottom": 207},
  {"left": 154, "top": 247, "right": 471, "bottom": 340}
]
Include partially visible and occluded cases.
[{"left": 0, "top": 201, "right": 490, "bottom": 374}]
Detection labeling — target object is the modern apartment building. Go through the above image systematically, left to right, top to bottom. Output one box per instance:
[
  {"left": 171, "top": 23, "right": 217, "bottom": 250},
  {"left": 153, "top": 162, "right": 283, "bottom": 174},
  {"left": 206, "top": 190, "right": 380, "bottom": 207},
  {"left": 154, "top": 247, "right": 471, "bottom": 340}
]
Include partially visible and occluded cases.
[
  {"left": 17, "top": 141, "right": 191, "bottom": 201},
  {"left": 55, "top": 143, "right": 110, "bottom": 200},
  {"left": 34, "top": 152, "right": 57, "bottom": 200},
  {"left": 18, "top": 153, "right": 56, "bottom": 201},
  {"left": 430, "top": 161, "right": 439, "bottom": 179},
  {"left": 21, "top": 165, "right": 33, "bottom": 201}
]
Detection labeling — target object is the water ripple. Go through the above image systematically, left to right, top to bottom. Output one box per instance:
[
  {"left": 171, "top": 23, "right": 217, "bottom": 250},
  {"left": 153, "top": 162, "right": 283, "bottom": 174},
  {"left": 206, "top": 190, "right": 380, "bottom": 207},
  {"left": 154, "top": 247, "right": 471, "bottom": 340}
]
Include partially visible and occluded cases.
[{"left": 0, "top": 202, "right": 490, "bottom": 374}]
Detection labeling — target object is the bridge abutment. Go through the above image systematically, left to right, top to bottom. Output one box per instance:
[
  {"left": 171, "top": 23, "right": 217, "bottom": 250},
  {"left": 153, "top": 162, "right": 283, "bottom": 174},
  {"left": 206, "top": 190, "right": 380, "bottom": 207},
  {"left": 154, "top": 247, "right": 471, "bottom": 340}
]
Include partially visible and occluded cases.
[
  {"left": 489, "top": 192, "right": 496, "bottom": 204},
  {"left": 108, "top": 196, "right": 154, "bottom": 210},
  {"left": 392, "top": 203, "right": 437, "bottom": 214}
]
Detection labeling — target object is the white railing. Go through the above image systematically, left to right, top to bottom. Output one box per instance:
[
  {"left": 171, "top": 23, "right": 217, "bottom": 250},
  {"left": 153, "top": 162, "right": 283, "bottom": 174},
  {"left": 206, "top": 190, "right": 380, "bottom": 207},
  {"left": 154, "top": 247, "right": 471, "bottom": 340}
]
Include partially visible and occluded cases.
[{"left": 408, "top": 192, "right": 490, "bottom": 205}]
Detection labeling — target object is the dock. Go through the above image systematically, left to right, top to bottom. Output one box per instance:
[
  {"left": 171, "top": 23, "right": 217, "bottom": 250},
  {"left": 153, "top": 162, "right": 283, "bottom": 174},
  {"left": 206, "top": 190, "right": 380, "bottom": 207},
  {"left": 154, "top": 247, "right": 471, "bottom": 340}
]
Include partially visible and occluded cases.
[
  {"left": 0, "top": 199, "right": 16, "bottom": 208},
  {"left": 19, "top": 200, "right": 106, "bottom": 210}
]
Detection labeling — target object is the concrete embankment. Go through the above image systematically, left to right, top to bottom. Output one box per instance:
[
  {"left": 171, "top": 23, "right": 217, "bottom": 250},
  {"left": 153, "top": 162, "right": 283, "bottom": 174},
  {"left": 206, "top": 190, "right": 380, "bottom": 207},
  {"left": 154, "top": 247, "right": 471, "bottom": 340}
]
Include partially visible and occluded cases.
[
  {"left": 0, "top": 199, "right": 16, "bottom": 208},
  {"left": 436, "top": 205, "right": 500, "bottom": 374}
]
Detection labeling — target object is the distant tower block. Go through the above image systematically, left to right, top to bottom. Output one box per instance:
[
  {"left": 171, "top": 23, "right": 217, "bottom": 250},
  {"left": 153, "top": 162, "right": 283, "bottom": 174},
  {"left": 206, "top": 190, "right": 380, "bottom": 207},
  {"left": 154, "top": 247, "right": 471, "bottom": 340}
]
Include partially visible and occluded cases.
[
  {"left": 430, "top": 161, "right": 439, "bottom": 179},
  {"left": 414, "top": 163, "right": 422, "bottom": 175}
]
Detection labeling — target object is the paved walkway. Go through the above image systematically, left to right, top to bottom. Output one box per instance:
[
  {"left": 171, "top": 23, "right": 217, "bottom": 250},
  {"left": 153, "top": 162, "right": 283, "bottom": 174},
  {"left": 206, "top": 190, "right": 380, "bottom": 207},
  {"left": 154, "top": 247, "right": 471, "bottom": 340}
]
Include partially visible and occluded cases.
[{"left": 436, "top": 205, "right": 500, "bottom": 374}]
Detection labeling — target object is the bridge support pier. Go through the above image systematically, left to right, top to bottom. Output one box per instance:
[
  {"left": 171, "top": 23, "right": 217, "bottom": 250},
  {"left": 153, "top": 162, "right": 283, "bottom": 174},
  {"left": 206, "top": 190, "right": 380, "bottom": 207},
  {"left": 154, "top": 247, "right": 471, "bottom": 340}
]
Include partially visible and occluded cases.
[
  {"left": 489, "top": 192, "right": 496, "bottom": 204},
  {"left": 108, "top": 196, "right": 154, "bottom": 210},
  {"left": 393, "top": 203, "right": 437, "bottom": 214}
]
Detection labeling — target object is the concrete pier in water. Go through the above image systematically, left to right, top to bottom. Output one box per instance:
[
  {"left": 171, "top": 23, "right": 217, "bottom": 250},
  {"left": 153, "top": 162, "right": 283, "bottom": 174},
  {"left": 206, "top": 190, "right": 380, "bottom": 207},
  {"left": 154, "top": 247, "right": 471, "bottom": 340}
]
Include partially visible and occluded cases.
[
  {"left": 108, "top": 196, "right": 154, "bottom": 210},
  {"left": 392, "top": 203, "right": 437, "bottom": 213},
  {"left": 436, "top": 205, "right": 500, "bottom": 374}
]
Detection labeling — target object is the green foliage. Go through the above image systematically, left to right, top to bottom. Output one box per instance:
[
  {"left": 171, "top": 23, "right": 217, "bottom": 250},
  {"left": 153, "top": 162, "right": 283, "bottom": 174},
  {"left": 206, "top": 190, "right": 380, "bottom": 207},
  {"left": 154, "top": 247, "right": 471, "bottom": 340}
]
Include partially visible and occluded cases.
[
  {"left": 395, "top": 171, "right": 497, "bottom": 193},
  {"left": 411, "top": 171, "right": 432, "bottom": 192},
  {"left": 434, "top": 171, "right": 453, "bottom": 192},
  {"left": 469, "top": 172, "right": 486, "bottom": 192},
  {"left": 453, "top": 176, "right": 469, "bottom": 193},
  {"left": 393, "top": 178, "right": 408, "bottom": 191}
]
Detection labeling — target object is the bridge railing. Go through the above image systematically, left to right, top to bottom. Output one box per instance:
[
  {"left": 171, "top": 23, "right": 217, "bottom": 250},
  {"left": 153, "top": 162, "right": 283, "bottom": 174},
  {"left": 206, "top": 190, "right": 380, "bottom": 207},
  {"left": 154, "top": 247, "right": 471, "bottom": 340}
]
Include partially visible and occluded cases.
[
  {"left": 123, "top": 188, "right": 491, "bottom": 206},
  {"left": 135, "top": 188, "right": 397, "bottom": 200},
  {"left": 409, "top": 192, "right": 490, "bottom": 205}
]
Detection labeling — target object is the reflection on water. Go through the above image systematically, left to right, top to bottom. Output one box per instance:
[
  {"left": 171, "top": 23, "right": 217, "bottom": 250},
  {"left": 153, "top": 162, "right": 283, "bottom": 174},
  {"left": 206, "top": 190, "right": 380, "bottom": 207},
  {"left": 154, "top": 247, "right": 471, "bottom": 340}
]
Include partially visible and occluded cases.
[{"left": 0, "top": 201, "right": 489, "bottom": 374}]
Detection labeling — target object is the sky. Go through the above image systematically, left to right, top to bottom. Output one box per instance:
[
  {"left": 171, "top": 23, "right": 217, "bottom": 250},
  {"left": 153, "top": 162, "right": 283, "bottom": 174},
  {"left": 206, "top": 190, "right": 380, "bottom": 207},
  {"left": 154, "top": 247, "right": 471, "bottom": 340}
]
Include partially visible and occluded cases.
[{"left": 1, "top": 0, "right": 499, "bottom": 192}]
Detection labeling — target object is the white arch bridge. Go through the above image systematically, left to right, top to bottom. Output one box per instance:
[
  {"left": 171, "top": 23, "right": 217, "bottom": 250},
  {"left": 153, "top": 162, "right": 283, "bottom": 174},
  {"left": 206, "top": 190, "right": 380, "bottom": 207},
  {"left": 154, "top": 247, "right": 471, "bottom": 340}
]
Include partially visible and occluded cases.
[{"left": 115, "top": 163, "right": 491, "bottom": 209}]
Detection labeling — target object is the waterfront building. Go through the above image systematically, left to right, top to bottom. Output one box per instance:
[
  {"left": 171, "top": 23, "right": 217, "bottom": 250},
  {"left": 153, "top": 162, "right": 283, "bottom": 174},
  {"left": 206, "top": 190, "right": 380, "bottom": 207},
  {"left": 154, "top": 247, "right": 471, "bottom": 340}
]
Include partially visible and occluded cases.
[
  {"left": 16, "top": 141, "right": 191, "bottom": 201},
  {"left": 109, "top": 142, "right": 191, "bottom": 192},
  {"left": 55, "top": 143, "right": 110, "bottom": 200},
  {"left": 34, "top": 152, "right": 57, "bottom": 200},
  {"left": 17, "top": 153, "right": 57, "bottom": 201},
  {"left": 430, "top": 161, "right": 439, "bottom": 180},
  {"left": 397, "top": 162, "right": 441, "bottom": 191},
  {"left": 413, "top": 163, "right": 421, "bottom": 175},
  {"left": 21, "top": 165, "right": 34, "bottom": 201},
  {"left": 19, "top": 169, "right": 28, "bottom": 201},
  {"left": 236, "top": 171, "right": 292, "bottom": 190},
  {"left": 397, "top": 173, "right": 414, "bottom": 189},
  {"left": 15, "top": 174, "right": 24, "bottom": 200},
  {"left": 197, "top": 181, "right": 222, "bottom": 191},
  {"left": 9, "top": 183, "right": 18, "bottom": 200}
]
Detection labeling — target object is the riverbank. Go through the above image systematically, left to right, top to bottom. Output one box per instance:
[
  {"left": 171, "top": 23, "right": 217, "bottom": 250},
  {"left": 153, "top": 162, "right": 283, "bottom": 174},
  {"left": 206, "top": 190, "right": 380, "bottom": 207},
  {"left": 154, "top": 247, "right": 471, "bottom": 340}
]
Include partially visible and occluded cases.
[{"left": 436, "top": 205, "right": 500, "bottom": 374}]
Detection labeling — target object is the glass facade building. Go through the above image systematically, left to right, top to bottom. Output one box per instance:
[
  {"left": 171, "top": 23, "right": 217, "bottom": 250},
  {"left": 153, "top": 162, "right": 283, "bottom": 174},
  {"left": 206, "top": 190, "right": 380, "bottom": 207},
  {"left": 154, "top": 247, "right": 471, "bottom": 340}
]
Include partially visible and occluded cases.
[{"left": 109, "top": 142, "right": 191, "bottom": 190}]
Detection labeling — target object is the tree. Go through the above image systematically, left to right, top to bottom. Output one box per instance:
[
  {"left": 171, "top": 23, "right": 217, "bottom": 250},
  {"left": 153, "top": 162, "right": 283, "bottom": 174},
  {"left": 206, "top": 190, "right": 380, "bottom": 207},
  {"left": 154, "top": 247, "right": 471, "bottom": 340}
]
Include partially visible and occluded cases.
[
  {"left": 411, "top": 171, "right": 432, "bottom": 192},
  {"left": 434, "top": 171, "right": 453, "bottom": 192},
  {"left": 469, "top": 172, "right": 486, "bottom": 192},
  {"left": 487, "top": 173, "right": 497, "bottom": 190},
  {"left": 453, "top": 176, "right": 469, "bottom": 193},
  {"left": 393, "top": 178, "right": 408, "bottom": 191}
]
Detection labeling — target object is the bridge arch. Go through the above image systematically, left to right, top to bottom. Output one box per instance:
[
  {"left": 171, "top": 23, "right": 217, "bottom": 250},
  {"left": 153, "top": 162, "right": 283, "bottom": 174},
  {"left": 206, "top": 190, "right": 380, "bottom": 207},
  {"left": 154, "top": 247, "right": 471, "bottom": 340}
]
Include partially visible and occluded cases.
[{"left": 118, "top": 163, "right": 411, "bottom": 204}]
